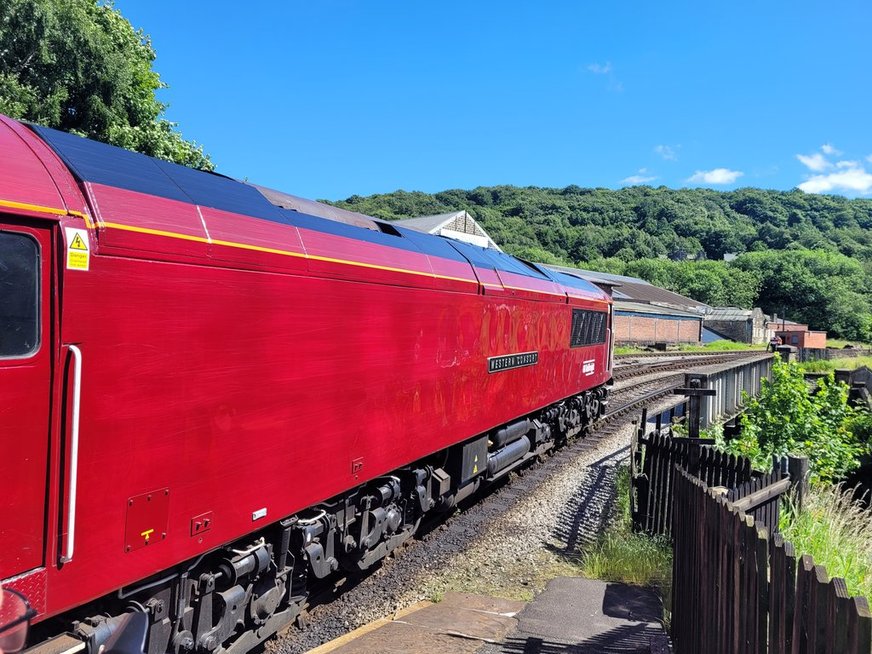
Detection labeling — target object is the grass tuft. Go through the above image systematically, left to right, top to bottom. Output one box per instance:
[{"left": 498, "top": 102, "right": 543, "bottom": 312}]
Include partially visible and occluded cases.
[
  {"left": 827, "top": 339, "right": 872, "bottom": 350},
  {"left": 677, "top": 340, "right": 766, "bottom": 352},
  {"left": 615, "top": 341, "right": 763, "bottom": 355},
  {"left": 799, "top": 355, "right": 872, "bottom": 373},
  {"left": 578, "top": 465, "right": 672, "bottom": 590},
  {"left": 780, "top": 484, "right": 872, "bottom": 600},
  {"left": 579, "top": 531, "right": 673, "bottom": 587}
]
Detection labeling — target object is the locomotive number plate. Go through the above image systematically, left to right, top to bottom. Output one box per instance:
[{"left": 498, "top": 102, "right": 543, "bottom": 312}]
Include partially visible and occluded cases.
[{"left": 488, "top": 351, "right": 539, "bottom": 373}]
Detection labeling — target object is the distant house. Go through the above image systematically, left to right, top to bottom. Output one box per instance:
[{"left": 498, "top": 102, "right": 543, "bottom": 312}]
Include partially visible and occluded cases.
[
  {"left": 394, "top": 211, "right": 501, "bottom": 250},
  {"left": 704, "top": 307, "right": 768, "bottom": 345},
  {"left": 767, "top": 319, "right": 827, "bottom": 349}
]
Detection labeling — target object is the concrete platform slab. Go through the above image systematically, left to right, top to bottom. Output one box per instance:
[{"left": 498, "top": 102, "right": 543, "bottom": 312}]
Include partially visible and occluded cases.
[
  {"left": 479, "top": 577, "right": 668, "bottom": 653},
  {"left": 308, "top": 578, "right": 669, "bottom": 654},
  {"left": 437, "top": 592, "right": 526, "bottom": 616},
  {"left": 309, "top": 593, "right": 521, "bottom": 654},
  {"left": 397, "top": 603, "right": 518, "bottom": 641},
  {"left": 319, "top": 621, "right": 483, "bottom": 654}
]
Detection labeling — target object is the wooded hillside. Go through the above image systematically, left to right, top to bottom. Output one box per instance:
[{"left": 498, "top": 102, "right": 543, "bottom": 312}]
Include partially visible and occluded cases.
[{"left": 332, "top": 186, "right": 872, "bottom": 341}]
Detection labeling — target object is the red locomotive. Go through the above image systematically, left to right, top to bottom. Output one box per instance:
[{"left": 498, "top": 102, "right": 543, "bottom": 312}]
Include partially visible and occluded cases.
[{"left": 0, "top": 114, "right": 612, "bottom": 654}]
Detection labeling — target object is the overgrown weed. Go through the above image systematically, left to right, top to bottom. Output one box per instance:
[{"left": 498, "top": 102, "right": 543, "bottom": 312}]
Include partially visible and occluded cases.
[
  {"left": 615, "top": 341, "right": 762, "bottom": 355},
  {"left": 799, "top": 355, "right": 872, "bottom": 373},
  {"left": 780, "top": 484, "right": 872, "bottom": 600}
]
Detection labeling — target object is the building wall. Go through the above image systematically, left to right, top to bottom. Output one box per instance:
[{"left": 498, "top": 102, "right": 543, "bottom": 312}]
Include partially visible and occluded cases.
[
  {"left": 704, "top": 308, "right": 767, "bottom": 344},
  {"left": 749, "top": 308, "right": 767, "bottom": 344},
  {"left": 615, "top": 313, "right": 701, "bottom": 345},
  {"left": 704, "top": 319, "right": 751, "bottom": 343},
  {"left": 772, "top": 323, "right": 809, "bottom": 332},
  {"left": 775, "top": 330, "right": 827, "bottom": 349},
  {"left": 805, "top": 332, "right": 827, "bottom": 349}
]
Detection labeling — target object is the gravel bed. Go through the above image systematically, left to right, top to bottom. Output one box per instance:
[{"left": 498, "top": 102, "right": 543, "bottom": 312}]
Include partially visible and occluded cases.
[{"left": 268, "top": 417, "right": 646, "bottom": 654}]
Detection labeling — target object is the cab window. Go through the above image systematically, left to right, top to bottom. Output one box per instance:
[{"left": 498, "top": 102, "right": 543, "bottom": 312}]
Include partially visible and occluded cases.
[{"left": 0, "top": 232, "right": 39, "bottom": 357}]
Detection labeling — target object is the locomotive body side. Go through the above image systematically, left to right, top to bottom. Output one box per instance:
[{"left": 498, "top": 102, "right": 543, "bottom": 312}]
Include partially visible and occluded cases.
[{"left": 0, "top": 117, "right": 612, "bottom": 654}]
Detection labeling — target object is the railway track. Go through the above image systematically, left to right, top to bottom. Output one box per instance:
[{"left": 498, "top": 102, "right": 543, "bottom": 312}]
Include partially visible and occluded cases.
[
  {"left": 614, "top": 349, "right": 763, "bottom": 359},
  {"left": 613, "top": 350, "right": 767, "bottom": 382},
  {"left": 268, "top": 354, "right": 762, "bottom": 653}
]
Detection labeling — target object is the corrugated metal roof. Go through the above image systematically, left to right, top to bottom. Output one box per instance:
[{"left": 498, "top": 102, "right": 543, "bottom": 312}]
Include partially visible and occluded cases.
[
  {"left": 543, "top": 264, "right": 622, "bottom": 289},
  {"left": 545, "top": 264, "right": 708, "bottom": 311},
  {"left": 560, "top": 268, "right": 657, "bottom": 285},
  {"left": 611, "top": 280, "right": 708, "bottom": 310},
  {"left": 615, "top": 300, "right": 704, "bottom": 319},
  {"left": 705, "top": 307, "right": 754, "bottom": 321}
]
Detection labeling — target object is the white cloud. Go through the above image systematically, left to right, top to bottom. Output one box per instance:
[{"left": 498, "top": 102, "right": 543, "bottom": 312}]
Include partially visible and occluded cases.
[
  {"left": 585, "top": 61, "right": 623, "bottom": 92},
  {"left": 587, "top": 62, "right": 612, "bottom": 74},
  {"left": 654, "top": 145, "right": 679, "bottom": 161},
  {"left": 795, "top": 145, "right": 872, "bottom": 195},
  {"left": 797, "top": 152, "right": 831, "bottom": 172},
  {"left": 798, "top": 165, "right": 872, "bottom": 195},
  {"left": 621, "top": 168, "right": 657, "bottom": 185},
  {"left": 686, "top": 168, "right": 744, "bottom": 185}
]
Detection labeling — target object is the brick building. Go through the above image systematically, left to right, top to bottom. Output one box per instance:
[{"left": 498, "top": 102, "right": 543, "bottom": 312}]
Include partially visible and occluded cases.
[{"left": 770, "top": 320, "right": 827, "bottom": 349}]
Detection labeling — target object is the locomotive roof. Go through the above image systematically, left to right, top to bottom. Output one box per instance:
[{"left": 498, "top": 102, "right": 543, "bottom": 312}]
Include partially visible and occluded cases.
[{"left": 27, "top": 123, "right": 608, "bottom": 301}]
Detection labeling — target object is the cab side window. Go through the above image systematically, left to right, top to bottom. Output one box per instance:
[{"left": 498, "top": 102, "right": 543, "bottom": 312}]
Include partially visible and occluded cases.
[{"left": 0, "top": 232, "right": 39, "bottom": 357}]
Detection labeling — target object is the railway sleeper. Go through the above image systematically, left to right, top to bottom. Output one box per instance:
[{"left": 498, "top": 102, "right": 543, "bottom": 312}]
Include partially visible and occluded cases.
[{"left": 27, "top": 384, "right": 609, "bottom": 654}]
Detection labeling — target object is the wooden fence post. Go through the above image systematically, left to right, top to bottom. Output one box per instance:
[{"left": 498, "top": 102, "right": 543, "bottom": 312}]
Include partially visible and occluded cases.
[
  {"left": 674, "top": 374, "right": 716, "bottom": 439},
  {"left": 787, "top": 455, "right": 810, "bottom": 512}
]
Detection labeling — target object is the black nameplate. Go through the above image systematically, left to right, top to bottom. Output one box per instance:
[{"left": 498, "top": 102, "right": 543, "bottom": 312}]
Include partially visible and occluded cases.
[{"left": 488, "top": 351, "right": 539, "bottom": 373}]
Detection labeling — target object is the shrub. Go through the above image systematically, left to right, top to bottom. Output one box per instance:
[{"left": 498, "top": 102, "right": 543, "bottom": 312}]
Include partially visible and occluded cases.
[{"left": 721, "top": 359, "right": 866, "bottom": 482}]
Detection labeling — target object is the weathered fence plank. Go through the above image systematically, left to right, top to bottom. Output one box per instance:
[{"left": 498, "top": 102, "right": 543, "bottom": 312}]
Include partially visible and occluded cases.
[
  {"left": 668, "top": 465, "right": 870, "bottom": 654},
  {"left": 769, "top": 535, "right": 788, "bottom": 654}
]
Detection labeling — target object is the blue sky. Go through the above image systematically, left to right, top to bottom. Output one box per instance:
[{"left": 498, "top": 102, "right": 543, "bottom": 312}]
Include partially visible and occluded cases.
[{"left": 115, "top": 1, "right": 872, "bottom": 201}]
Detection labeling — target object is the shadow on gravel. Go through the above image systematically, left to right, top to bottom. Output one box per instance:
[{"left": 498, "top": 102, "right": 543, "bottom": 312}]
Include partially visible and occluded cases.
[{"left": 546, "top": 447, "right": 630, "bottom": 558}]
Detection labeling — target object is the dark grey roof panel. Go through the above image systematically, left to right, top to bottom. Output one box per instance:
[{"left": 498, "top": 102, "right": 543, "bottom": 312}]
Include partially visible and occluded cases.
[{"left": 252, "top": 184, "right": 379, "bottom": 231}]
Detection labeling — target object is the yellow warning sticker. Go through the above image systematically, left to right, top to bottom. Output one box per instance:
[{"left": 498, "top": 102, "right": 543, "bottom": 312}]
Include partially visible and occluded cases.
[
  {"left": 65, "top": 227, "right": 90, "bottom": 271},
  {"left": 70, "top": 233, "right": 87, "bottom": 250}
]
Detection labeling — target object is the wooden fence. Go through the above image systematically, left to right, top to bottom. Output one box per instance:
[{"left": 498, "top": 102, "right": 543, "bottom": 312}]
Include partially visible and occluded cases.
[
  {"left": 631, "top": 429, "right": 757, "bottom": 536},
  {"left": 672, "top": 468, "right": 872, "bottom": 654}
]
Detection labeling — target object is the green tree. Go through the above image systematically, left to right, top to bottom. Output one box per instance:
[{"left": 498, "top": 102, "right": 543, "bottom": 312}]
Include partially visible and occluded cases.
[
  {"left": 0, "top": 0, "right": 211, "bottom": 169},
  {"left": 732, "top": 249, "right": 872, "bottom": 340}
]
